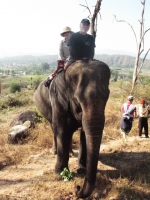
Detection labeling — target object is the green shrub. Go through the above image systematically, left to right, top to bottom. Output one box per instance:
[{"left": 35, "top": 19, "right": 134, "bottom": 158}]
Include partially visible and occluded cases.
[
  {"left": 33, "top": 78, "right": 42, "bottom": 89},
  {"left": 9, "top": 83, "right": 21, "bottom": 93},
  {"left": 0, "top": 92, "right": 33, "bottom": 110},
  {"left": 0, "top": 94, "right": 22, "bottom": 109},
  {"left": 60, "top": 168, "right": 74, "bottom": 181}
]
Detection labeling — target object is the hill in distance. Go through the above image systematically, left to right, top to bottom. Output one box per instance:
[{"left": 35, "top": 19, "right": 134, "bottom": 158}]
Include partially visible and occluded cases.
[
  {"left": 0, "top": 49, "right": 150, "bottom": 69},
  {"left": 96, "top": 49, "right": 150, "bottom": 60}
]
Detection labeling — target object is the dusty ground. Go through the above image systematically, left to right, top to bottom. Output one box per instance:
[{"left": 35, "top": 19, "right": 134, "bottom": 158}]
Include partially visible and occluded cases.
[
  {"left": 0, "top": 108, "right": 150, "bottom": 199},
  {"left": 0, "top": 132, "right": 150, "bottom": 199}
]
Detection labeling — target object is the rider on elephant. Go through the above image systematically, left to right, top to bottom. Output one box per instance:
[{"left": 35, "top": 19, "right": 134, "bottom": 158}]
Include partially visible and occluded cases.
[
  {"left": 64, "top": 18, "right": 95, "bottom": 70},
  {"left": 44, "top": 26, "right": 73, "bottom": 87}
]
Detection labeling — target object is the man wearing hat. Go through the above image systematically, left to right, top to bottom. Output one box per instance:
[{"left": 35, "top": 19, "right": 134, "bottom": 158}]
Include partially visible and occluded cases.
[
  {"left": 64, "top": 18, "right": 95, "bottom": 69},
  {"left": 44, "top": 26, "right": 73, "bottom": 87},
  {"left": 59, "top": 27, "right": 74, "bottom": 61},
  {"left": 120, "top": 95, "right": 137, "bottom": 141},
  {"left": 138, "top": 99, "right": 150, "bottom": 138}
]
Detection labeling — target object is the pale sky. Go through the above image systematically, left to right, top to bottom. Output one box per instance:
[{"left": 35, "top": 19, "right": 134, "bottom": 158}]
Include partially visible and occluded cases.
[{"left": 0, "top": 0, "right": 150, "bottom": 58}]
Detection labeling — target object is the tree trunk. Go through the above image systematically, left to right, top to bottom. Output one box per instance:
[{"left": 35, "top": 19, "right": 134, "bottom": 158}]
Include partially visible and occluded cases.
[
  {"left": 90, "top": 0, "right": 102, "bottom": 39},
  {"left": 114, "top": 0, "right": 150, "bottom": 93}
]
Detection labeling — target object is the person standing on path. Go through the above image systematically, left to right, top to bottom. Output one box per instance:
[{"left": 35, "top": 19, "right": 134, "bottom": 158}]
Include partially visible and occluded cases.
[
  {"left": 120, "top": 95, "right": 137, "bottom": 142},
  {"left": 138, "top": 99, "right": 150, "bottom": 138}
]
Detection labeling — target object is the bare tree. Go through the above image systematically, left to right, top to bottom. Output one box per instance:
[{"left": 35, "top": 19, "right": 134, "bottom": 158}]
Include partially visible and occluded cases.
[
  {"left": 79, "top": 0, "right": 102, "bottom": 39},
  {"left": 114, "top": 0, "right": 150, "bottom": 93},
  {"left": 0, "top": 76, "right": 1, "bottom": 94}
]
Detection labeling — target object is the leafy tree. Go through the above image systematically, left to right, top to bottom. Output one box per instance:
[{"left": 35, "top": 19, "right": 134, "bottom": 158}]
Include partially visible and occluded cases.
[
  {"left": 42, "top": 62, "right": 50, "bottom": 73},
  {"left": 11, "top": 69, "right": 15, "bottom": 76},
  {"left": 111, "top": 69, "right": 119, "bottom": 79},
  {"left": 0, "top": 76, "right": 1, "bottom": 94},
  {"left": 33, "top": 78, "right": 41, "bottom": 90},
  {"left": 9, "top": 83, "right": 21, "bottom": 93}
]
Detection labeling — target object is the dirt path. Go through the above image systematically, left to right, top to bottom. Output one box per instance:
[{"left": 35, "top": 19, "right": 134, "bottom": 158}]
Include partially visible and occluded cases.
[{"left": 0, "top": 136, "right": 149, "bottom": 199}]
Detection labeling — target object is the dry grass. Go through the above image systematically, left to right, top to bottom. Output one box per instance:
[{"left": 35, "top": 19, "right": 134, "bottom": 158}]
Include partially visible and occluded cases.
[{"left": 0, "top": 86, "right": 150, "bottom": 200}]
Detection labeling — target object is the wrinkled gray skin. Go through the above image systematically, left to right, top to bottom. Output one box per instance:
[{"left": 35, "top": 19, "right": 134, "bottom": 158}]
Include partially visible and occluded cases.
[{"left": 33, "top": 60, "right": 110, "bottom": 198}]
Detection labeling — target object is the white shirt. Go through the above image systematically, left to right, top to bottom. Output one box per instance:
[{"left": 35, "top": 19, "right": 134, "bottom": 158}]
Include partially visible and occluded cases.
[
  {"left": 58, "top": 39, "right": 69, "bottom": 61},
  {"left": 139, "top": 105, "right": 149, "bottom": 117}
]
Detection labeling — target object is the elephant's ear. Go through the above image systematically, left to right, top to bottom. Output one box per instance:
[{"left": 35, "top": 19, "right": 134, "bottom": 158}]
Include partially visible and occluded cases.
[{"left": 50, "top": 71, "right": 69, "bottom": 111}]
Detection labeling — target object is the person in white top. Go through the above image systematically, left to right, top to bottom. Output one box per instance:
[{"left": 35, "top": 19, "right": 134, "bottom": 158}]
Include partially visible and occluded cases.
[
  {"left": 44, "top": 26, "right": 73, "bottom": 87},
  {"left": 58, "top": 27, "right": 73, "bottom": 61},
  {"left": 120, "top": 95, "right": 136, "bottom": 142},
  {"left": 138, "top": 99, "right": 150, "bottom": 138}
]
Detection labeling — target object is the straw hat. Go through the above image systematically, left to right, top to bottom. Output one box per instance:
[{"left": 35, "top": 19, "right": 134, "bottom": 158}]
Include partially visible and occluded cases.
[{"left": 60, "top": 26, "right": 73, "bottom": 37}]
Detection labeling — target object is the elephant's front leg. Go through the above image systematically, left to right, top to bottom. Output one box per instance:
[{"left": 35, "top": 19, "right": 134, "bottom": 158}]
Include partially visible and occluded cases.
[
  {"left": 53, "top": 113, "right": 72, "bottom": 174},
  {"left": 77, "top": 128, "right": 87, "bottom": 174}
]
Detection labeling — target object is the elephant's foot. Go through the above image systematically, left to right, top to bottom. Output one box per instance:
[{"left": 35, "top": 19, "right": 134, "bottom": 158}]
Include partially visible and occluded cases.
[
  {"left": 50, "top": 147, "right": 57, "bottom": 155},
  {"left": 54, "top": 165, "right": 68, "bottom": 174},
  {"left": 54, "top": 167, "right": 63, "bottom": 174},
  {"left": 54, "top": 168, "right": 62, "bottom": 174}
]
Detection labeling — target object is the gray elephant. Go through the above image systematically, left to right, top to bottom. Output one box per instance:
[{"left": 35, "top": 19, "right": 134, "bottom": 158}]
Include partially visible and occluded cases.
[{"left": 33, "top": 60, "right": 110, "bottom": 198}]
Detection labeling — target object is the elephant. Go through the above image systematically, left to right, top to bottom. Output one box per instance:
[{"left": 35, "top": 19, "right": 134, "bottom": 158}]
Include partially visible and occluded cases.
[{"left": 33, "top": 60, "right": 110, "bottom": 198}]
